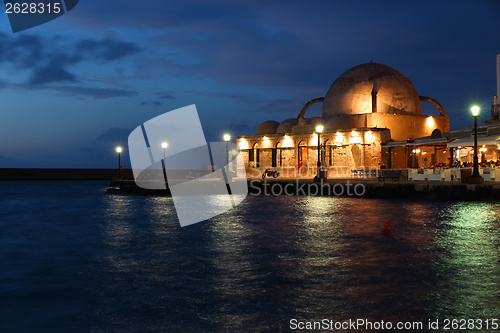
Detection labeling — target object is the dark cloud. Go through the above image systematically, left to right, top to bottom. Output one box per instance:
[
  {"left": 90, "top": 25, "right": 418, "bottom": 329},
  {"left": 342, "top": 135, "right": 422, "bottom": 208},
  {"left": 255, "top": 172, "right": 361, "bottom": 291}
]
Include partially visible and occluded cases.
[
  {"left": 0, "top": 33, "right": 141, "bottom": 88},
  {"left": 3, "top": 34, "right": 44, "bottom": 68},
  {"left": 21, "top": 35, "right": 140, "bottom": 67},
  {"left": 75, "top": 38, "right": 141, "bottom": 61},
  {"left": 26, "top": 52, "right": 80, "bottom": 86},
  {"left": 29, "top": 62, "right": 76, "bottom": 85},
  {"left": 13, "top": 80, "right": 138, "bottom": 99},
  {"left": 52, "top": 86, "right": 137, "bottom": 99},
  {"left": 159, "top": 94, "right": 176, "bottom": 100},
  {"left": 141, "top": 100, "right": 163, "bottom": 106},
  {"left": 95, "top": 127, "right": 133, "bottom": 143}
]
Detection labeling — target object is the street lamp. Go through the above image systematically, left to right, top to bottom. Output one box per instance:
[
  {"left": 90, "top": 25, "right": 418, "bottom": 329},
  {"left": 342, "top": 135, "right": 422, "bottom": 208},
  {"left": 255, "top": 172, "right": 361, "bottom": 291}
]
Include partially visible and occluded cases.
[
  {"left": 469, "top": 106, "right": 484, "bottom": 184},
  {"left": 315, "top": 125, "right": 324, "bottom": 181},
  {"left": 223, "top": 134, "right": 230, "bottom": 165},
  {"left": 224, "top": 134, "right": 231, "bottom": 180},
  {"left": 161, "top": 142, "right": 168, "bottom": 181},
  {"left": 161, "top": 142, "right": 168, "bottom": 158},
  {"left": 115, "top": 147, "right": 122, "bottom": 178}
]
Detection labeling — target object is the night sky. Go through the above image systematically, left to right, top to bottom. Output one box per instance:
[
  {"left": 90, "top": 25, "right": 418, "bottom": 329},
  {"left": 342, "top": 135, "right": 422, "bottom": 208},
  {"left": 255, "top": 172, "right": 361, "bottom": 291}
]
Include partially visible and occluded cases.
[{"left": 0, "top": 0, "right": 499, "bottom": 168}]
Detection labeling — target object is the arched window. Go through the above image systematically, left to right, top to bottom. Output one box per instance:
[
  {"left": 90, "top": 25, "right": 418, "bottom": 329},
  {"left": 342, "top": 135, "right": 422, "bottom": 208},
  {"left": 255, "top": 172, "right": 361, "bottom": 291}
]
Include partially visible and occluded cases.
[
  {"left": 431, "top": 129, "right": 443, "bottom": 139},
  {"left": 323, "top": 139, "right": 333, "bottom": 166},
  {"left": 298, "top": 140, "right": 307, "bottom": 168},
  {"left": 249, "top": 142, "right": 260, "bottom": 167},
  {"left": 273, "top": 142, "right": 282, "bottom": 167}
]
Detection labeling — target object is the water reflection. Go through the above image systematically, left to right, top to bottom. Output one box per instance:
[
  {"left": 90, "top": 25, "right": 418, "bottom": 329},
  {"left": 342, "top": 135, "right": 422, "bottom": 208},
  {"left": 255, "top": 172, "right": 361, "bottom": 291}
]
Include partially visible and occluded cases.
[
  {"left": 11, "top": 182, "right": 497, "bottom": 332},
  {"left": 95, "top": 193, "right": 500, "bottom": 331},
  {"left": 103, "top": 194, "right": 134, "bottom": 245},
  {"left": 177, "top": 197, "right": 500, "bottom": 330},
  {"left": 432, "top": 203, "right": 500, "bottom": 319}
]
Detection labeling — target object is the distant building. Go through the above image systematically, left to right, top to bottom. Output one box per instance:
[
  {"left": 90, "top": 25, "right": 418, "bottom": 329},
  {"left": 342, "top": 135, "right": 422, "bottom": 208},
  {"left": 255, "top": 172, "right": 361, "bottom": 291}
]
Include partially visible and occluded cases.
[
  {"left": 493, "top": 54, "right": 500, "bottom": 120},
  {"left": 236, "top": 62, "right": 450, "bottom": 177}
]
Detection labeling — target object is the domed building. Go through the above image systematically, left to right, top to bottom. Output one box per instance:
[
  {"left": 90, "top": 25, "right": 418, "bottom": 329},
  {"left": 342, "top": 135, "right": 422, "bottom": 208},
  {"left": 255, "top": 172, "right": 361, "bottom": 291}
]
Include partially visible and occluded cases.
[
  {"left": 236, "top": 62, "right": 450, "bottom": 178},
  {"left": 323, "top": 62, "right": 422, "bottom": 117}
]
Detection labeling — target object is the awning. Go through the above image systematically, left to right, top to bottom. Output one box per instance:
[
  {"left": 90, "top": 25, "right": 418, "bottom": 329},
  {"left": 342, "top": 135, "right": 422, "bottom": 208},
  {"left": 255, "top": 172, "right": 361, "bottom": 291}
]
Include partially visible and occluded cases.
[
  {"left": 447, "top": 136, "right": 500, "bottom": 148},
  {"left": 383, "top": 137, "right": 448, "bottom": 148},
  {"left": 408, "top": 138, "right": 448, "bottom": 146},
  {"left": 383, "top": 141, "right": 409, "bottom": 148}
]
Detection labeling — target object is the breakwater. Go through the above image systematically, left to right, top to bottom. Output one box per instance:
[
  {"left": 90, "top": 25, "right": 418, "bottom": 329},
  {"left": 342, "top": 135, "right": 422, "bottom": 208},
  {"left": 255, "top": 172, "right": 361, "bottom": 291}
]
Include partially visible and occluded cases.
[{"left": 0, "top": 168, "right": 134, "bottom": 180}]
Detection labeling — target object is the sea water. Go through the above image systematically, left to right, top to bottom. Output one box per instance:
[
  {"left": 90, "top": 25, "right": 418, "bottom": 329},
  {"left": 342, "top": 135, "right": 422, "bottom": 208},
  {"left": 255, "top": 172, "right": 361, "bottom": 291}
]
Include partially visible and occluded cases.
[{"left": 1, "top": 181, "right": 500, "bottom": 332}]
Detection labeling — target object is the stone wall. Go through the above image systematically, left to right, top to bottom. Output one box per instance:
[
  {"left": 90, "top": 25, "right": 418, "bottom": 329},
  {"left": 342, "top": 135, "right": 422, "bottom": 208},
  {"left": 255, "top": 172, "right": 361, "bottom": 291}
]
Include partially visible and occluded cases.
[
  {"left": 365, "top": 113, "right": 449, "bottom": 141},
  {"left": 238, "top": 128, "right": 390, "bottom": 178}
]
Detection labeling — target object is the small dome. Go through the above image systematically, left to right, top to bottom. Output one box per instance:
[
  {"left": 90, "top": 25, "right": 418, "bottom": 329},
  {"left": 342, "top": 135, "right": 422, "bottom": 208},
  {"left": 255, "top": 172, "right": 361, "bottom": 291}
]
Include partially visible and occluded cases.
[
  {"left": 322, "top": 62, "right": 421, "bottom": 118},
  {"left": 324, "top": 114, "right": 357, "bottom": 131},
  {"left": 306, "top": 117, "right": 323, "bottom": 128},
  {"left": 276, "top": 118, "right": 298, "bottom": 134},
  {"left": 254, "top": 120, "right": 279, "bottom": 135}
]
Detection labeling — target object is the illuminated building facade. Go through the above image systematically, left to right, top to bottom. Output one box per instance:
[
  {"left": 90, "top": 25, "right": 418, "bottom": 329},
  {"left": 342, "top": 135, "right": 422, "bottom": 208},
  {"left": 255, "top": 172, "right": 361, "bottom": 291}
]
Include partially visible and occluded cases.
[{"left": 236, "top": 62, "right": 450, "bottom": 178}]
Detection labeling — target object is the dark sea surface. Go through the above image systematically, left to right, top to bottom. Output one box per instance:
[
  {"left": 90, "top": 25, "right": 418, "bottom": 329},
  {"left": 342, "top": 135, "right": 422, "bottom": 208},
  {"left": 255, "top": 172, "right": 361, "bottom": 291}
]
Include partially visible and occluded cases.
[{"left": 1, "top": 181, "right": 500, "bottom": 333}]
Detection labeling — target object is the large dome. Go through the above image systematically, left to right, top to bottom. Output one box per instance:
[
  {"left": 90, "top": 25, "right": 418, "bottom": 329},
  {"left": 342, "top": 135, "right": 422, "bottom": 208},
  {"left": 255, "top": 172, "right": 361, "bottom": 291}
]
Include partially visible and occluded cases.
[{"left": 322, "top": 62, "right": 422, "bottom": 118}]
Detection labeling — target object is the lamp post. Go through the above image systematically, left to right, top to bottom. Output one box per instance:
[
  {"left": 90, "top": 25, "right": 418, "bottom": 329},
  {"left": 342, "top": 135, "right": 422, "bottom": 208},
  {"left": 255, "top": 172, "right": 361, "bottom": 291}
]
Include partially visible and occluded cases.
[
  {"left": 469, "top": 106, "right": 484, "bottom": 184},
  {"left": 315, "top": 125, "right": 323, "bottom": 181},
  {"left": 223, "top": 134, "right": 230, "bottom": 165},
  {"left": 224, "top": 134, "right": 230, "bottom": 180},
  {"left": 161, "top": 142, "right": 168, "bottom": 183},
  {"left": 161, "top": 142, "right": 168, "bottom": 160},
  {"left": 115, "top": 147, "right": 122, "bottom": 178}
]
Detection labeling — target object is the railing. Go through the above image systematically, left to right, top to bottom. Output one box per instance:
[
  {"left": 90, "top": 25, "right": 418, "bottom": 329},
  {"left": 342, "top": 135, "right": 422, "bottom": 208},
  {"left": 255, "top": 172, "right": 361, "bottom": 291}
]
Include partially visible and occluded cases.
[
  {"left": 408, "top": 167, "right": 498, "bottom": 182},
  {"left": 351, "top": 169, "right": 378, "bottom": 179}
]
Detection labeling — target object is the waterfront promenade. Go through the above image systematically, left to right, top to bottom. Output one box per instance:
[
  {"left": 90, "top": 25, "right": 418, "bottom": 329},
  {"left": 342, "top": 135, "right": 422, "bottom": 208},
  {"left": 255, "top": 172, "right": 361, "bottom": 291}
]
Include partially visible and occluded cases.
[{"left": 108, "top": 177, "right": 500, "bottom": 201}]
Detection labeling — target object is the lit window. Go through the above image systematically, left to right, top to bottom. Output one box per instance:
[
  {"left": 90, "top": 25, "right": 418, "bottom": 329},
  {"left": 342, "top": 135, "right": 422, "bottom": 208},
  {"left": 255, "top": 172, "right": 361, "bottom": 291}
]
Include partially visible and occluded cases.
[{"left": 334, "top": 132, "right": 344, "bottom": 145}]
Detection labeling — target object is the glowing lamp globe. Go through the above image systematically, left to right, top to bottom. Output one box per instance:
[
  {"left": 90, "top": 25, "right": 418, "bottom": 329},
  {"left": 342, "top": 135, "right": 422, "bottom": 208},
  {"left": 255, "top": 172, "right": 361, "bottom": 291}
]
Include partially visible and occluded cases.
[{"left": 471, "top": 106, "right": 480, "bottom": 117}]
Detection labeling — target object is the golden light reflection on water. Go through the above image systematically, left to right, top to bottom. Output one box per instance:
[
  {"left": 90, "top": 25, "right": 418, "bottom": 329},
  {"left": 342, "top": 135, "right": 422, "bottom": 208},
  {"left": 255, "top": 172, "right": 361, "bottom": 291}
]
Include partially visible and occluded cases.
[
  {"left": 10, "top": 182, "right": 500, "bottom": 332},
  {"left": 98, "top": 191, "right": 500, "bottom": 326},
  {"left": 102, "top": 195, "right": 137, "bottom": 272},
  {"left": 102, "top": 195, "right": 175, "bottom": 273},
  {"left": 104, "top": 195, "right": 134, "bottom": 243},
  {"left": 145, "top": 196, "right": 176, "bottom": 236},
  {"left": 300, "top": 196, "right": 345, "bottom": 261},
  {"left": 293, "top": 197, "right": 443, "bottom": 320},
  {"left": 432, "top": 203, "right": 500, "bottom": 318},
  {"left": 205, "top": 209, "right": 259, "bottom": 330}
]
